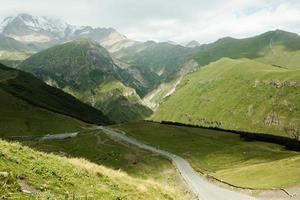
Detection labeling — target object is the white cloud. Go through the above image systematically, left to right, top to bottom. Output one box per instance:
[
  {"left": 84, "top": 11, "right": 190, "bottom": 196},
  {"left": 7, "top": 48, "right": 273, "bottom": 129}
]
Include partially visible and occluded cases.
[{"left": 0, "top": 0, "right": 299, "bottom": 43}]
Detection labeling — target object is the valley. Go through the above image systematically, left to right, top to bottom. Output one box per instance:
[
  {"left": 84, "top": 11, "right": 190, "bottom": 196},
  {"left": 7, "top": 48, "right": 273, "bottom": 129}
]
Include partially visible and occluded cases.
[
  {"left": 0, "top": 11, "right": 299, "bottom": 200},
  {"left": 114, "top": 121, "right": 300, "bottom": 190}
]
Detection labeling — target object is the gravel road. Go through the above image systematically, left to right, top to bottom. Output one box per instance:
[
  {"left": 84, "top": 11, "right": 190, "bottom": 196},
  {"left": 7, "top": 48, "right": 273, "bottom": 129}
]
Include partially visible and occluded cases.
[{"left": 97, "top": 126, "right": 258, "bottom": 200}]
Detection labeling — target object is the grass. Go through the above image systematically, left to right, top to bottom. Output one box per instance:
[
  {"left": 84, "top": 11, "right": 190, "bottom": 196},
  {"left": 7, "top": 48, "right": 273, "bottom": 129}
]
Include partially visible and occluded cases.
[
  {"left": 193, "top": 30, "right": 300, "bottom": 69},
  {"left": 255, "top": 45, "right": 300, "bottom": 69},
  {"left": 152, "top": 58, "right": 300, "bottom": 138},
  {"left": 0, "top": 63, "right": 110, "bottom": 125},
  {"left": 0, "top": 89, "right": 87, "bottom": 137},
  {"left": 114, "top": 121, "right": 300, "bottom": 189},
  {"left": 21, "top": 129, "right": 193, "bottom": 199},
  {"left": 0, "top": 138, "right": 190, "bottom": 199}
]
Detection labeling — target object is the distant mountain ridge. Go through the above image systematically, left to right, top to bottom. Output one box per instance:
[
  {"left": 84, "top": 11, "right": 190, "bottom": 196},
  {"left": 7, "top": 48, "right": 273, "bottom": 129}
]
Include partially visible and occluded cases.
[
  {"left": 0, "top": 13, "right": 136, "bottom": 53},
  {"left": 0, "top": 13, "right": 114, "bottom": 43}
]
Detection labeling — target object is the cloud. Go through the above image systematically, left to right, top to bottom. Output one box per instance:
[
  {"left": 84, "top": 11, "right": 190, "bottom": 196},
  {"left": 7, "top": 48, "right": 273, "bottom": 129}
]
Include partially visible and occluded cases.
[{"left": 0, "top": 0, "right": 299, "bottom": 43}]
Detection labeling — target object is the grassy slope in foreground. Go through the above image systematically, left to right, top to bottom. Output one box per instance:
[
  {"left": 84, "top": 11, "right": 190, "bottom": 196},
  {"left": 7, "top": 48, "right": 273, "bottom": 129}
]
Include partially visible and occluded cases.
[
  {"left": 152, "top": 58, "right": 300, "bottom": 138},
  {"left": 0, "top": 63, "right": 110, "bottom": 125},
  {"left": 115, "top": 121, "right": 300, "bottom": 189},
  {"left": 23, "top": 129, "right": 193, "bottom": 199},
  {"left": 0, "top": 139, "right": 185, "bottom": 199}
]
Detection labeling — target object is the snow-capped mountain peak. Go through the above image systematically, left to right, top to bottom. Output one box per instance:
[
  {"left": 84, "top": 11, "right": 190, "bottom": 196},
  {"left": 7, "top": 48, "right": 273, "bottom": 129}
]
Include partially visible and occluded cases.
[
  {"left": 0, "top": 13, "right": 76, "bottom": 42},
  {"left": 0, "top": 13, "right": 134, "bottom": 52}
]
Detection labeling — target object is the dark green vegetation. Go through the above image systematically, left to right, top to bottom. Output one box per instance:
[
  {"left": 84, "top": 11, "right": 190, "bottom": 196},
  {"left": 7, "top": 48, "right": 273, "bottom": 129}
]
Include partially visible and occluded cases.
[
  {"left": 18, "top": 39, "right": 152, "bottom": 123},
  {"left": 152, "top": 58, "right": 300, "bottom": 138},
  {"left": 0, "top": 63, "right": 110, "bottom": 136},
  {"left": 0, "top": 88, "right": 86, "bottom": 137},
  {"left": 115, "top": 121, "right": 300, "bottom": 189},
  {"left": 160, "top": 121, "right": 300, "bottom": 151},
  {"left": 0, "top": 138, "right": 190, "bottom": 199}
]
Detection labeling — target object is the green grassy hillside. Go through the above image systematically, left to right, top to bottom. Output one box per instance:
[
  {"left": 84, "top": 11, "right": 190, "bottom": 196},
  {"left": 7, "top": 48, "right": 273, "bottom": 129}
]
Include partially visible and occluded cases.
[
  {"left": 116, "top": 30, "right": 300, "bottom": 113},
  {"left": 18, "top": 39, "right": 152, "bottom": 122},
  {"left": 152, "top": 58, "right": 300, "bottom": 138},
  {"left": 0, "top": 63, "right": 110, "bottom": 137},
  {"left": 0, "top": 88, "right": 87, "bottom": 137},
  {"left": 115, "top": 121, "right": 300, "bottom": 189},
  {"left": 22, "top": 128, "right": 193, "bottom": 199},
  {"left": 0, "top": 139, "right": 189, "bottom": 199}
]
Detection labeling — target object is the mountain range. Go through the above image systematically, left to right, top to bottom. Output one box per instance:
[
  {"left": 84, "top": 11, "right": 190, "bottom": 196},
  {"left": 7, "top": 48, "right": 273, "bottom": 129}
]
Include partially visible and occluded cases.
[
  {"left": 0, "top": 11, "right": 300, "bottom": 200},
  {"left": 0, "top": 13, "right": 299, "bottom": 137},
  {"left": 0, "top": 13, "right": 136, "bottom": 51}
]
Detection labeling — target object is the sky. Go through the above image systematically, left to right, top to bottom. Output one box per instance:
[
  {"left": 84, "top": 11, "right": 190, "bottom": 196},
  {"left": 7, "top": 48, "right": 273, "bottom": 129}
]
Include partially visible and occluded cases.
[{"left": 0, "top": 0, "right": 299, "bottom": 43}]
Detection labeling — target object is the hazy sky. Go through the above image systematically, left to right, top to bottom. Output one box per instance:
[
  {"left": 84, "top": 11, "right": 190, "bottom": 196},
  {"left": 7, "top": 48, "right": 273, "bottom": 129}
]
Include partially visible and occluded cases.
[{"left": 0, "top": 0, "right": 299, "bottom": 43}]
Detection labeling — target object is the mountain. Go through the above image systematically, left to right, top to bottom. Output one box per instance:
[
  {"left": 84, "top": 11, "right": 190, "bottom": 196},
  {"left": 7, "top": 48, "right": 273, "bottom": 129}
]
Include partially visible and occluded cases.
[
  {"left": 0, "top": 13, "right": 135, "bottom": 50},
  {"left": 0, "top": 13, "right": 139, "bottom": 68},
  {"left": 0, "top": 13, "right": 73, "bottom": 43},
  {"left": 0, "top": 13, "right": 112, "bottom": 43},
  {"left": 116, "top": 30, "right": 300, "bottom": 109},
  {"left": 192, "top": 30, "right": 300, "bottom": 68},
  {"left": 99, "top": 31, "right": 138, "bottom": 52},
  {"left": 0, "top": 35, "right": 31, "bottom": 66},
  {"left": 18, "top": 39, "right": 152, "bottom": 122},
  {"left": 112, "top": 40, "right": 199, "bottom": 109},
  {"left": 183, "top": 40, "right": 200, "bottom": 48},
  {"left": 113, "top": 41, "right": 196, "bottom": 81},
  {"left": 152, "top": 58, "right": 300, "bottom": 138},
  {"left": 0, "top": 63, "right": 110, "bottom": 136}
]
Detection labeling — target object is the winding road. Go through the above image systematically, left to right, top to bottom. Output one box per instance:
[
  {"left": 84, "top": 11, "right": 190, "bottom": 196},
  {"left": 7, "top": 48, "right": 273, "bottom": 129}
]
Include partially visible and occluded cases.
[{"left": 97, "top": 126, "right": 258, "bottom": 200}]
